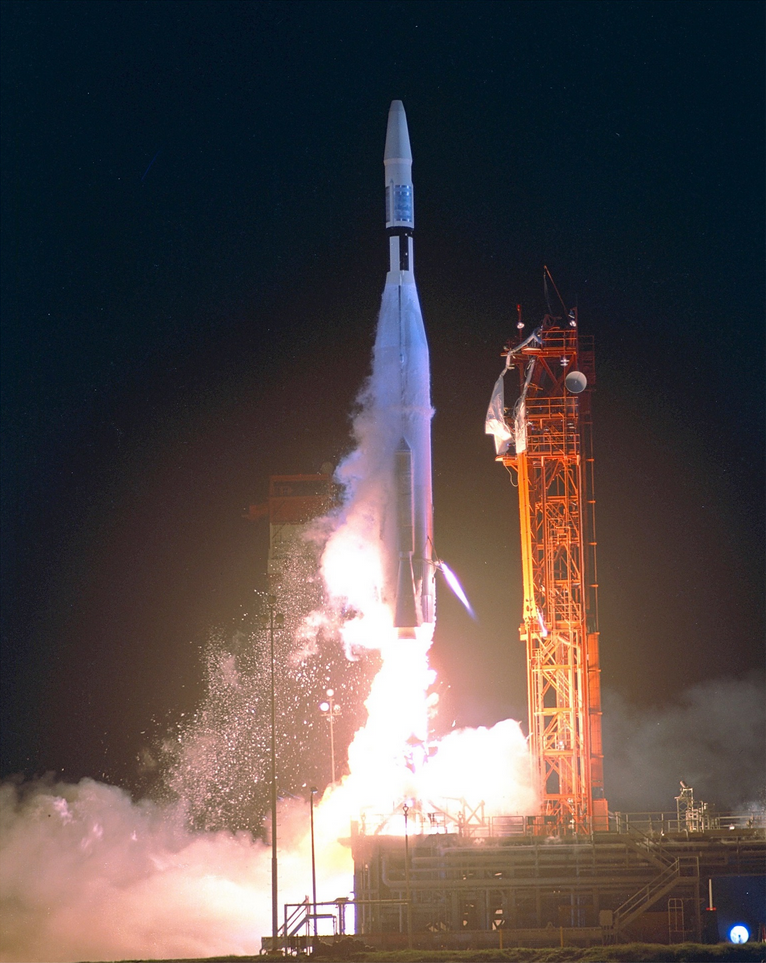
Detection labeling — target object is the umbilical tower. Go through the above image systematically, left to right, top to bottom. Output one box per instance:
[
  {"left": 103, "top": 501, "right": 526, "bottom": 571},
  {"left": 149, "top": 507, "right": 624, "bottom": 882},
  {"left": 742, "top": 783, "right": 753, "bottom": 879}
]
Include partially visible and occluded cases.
[{"left": 495, "top": 301, "right": 608, "bottom": 833}]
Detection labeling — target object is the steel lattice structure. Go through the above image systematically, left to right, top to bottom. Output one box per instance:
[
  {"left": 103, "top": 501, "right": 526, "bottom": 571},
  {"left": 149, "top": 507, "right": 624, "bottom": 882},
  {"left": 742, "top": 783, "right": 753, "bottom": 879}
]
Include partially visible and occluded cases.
[{"left": 499, "top": 311, "right": 608, "bottom": 833}]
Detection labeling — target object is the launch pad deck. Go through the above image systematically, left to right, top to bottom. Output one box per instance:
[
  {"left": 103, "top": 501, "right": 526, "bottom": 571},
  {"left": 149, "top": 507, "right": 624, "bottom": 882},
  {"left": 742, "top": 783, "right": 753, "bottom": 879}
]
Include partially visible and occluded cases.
[{"left": 345, "top": 818, "right": 765, "bottom": 949}]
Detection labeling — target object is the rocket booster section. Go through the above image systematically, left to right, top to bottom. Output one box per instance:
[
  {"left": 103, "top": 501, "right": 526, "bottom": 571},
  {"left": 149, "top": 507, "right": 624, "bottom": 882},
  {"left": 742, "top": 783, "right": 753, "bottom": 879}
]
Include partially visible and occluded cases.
[{"left": 375, "top": 100, "right": 435, "bottom": 638}]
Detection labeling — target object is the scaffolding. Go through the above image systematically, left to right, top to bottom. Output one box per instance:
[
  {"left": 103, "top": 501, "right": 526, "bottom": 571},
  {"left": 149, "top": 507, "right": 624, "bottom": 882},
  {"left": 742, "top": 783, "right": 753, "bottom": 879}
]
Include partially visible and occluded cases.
[{"left": 497, "top": 310, "right": 607, "bottom": 833}]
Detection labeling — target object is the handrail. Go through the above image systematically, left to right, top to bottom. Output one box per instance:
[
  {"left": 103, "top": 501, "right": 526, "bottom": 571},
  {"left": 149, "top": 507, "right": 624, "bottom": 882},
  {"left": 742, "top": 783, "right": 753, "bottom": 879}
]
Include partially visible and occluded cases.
[
  {"left": 354, "top": 805, "right": 764, "bottom": 841},
  {"left": 620, "top": 827, "right": 676, "bottom": 870},
  {"left": 613, "top": 855, "right": 699, "bottom": 933},
  {"left": 613, "top": 859, "right": 680, "bottom": 930}
]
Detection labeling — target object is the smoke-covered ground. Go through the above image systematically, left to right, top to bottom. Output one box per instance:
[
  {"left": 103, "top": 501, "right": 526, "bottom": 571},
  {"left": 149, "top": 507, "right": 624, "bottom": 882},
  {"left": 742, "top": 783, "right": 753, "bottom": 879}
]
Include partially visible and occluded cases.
[
  {"left": 0, "top": 483, "right": 375, "bottom": 962},
  {"left": 0, "top": 542, "right": 371, "bottom": 963},
  {"left": 0, "top": 545, "right": 375, "bottom": 963},
  {"left": 2, "top": 671, "right": 763, "bottom": 961},
  {"left": 0, "top": 766, "right": 374, "bottom": 962},
  {"left": 1, "top": 776, "right": 273, "bottom": 961}
]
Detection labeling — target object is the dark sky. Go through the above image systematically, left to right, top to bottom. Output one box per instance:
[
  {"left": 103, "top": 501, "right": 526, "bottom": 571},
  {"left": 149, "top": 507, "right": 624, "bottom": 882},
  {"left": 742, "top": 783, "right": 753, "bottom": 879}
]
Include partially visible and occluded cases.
[{"left": 1, "top": 0, "right": 763, "bottom": 804}]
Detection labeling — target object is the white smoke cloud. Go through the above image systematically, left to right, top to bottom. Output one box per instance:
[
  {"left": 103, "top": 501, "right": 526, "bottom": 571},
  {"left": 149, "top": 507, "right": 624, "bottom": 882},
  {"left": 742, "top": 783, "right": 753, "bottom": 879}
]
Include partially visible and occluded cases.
[{"left": 0, "top": 776, "right": 351, "bottom": 963}]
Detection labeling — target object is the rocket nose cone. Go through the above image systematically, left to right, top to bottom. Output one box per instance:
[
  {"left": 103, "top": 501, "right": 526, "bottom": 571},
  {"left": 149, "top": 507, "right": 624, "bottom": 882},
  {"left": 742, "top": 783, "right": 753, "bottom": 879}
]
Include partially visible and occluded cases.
[{"left": 384, "top": 100, "right": 412, "bottom": 162}]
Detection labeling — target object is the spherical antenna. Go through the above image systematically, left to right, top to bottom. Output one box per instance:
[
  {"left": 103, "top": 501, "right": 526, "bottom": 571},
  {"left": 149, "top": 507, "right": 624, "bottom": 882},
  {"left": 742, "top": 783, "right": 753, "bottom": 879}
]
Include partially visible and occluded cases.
[{"left": 565, "top": 370, "right": 587, "bottom": 394}]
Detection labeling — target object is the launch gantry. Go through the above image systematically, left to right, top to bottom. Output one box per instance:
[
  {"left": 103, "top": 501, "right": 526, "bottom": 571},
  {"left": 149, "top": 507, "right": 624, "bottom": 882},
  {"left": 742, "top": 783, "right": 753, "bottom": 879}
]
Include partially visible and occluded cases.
[{"left": 495, "top": 306, "right": 608, "bottom": 834}]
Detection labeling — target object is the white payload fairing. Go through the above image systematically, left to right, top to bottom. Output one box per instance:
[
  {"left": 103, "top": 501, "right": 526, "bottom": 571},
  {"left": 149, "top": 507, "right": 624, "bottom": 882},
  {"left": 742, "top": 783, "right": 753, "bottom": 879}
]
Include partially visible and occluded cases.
[{"left": 374, "top": 100, "right": 435, "bottom": 638}]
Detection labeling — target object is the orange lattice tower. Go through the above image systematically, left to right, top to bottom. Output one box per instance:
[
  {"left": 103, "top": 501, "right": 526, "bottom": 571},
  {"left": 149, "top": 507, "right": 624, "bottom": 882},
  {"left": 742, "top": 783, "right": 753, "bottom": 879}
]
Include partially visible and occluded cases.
[{"left": 492, "top": 303, "right": 608, "bottom": 834}]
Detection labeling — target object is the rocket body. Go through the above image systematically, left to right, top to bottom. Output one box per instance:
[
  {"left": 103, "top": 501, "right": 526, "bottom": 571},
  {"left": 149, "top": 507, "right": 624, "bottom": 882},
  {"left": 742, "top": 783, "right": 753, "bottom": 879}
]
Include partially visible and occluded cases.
[{"left": 374, "top": 101, "right": 435, "bottom": 638}]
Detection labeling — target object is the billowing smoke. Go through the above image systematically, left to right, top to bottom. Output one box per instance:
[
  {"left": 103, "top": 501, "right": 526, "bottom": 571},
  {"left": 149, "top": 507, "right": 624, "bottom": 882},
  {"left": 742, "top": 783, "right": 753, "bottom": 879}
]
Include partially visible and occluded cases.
[
  {"left": 602, "top": 671, "right": 765, "bottom": 814},
  {"left": 0, "top": 774, "right": 358, "bottom": 963},
  {"left": 0, "top": 776, "right": 270, "bottom": 961}
]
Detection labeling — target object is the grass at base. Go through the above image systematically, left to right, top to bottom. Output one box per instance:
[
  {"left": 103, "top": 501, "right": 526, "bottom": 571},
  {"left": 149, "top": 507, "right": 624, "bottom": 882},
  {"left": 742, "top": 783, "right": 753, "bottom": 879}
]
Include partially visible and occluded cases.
[
  {"left": 258, "top": 944, "right": 766, "bottom": 963},
  {"left": 105, "top": 946, "right": 766, "bottom": 963}
]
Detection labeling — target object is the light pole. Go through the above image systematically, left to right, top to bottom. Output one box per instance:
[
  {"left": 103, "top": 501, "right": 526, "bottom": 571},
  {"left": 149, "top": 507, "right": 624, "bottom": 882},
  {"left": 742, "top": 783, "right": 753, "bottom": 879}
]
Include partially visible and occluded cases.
[
  {"left": 265, "top": 595, "right": 284, "bottom": 951},
  {"left": 319, "top": 689, "right": 341, "bottom": 784},
  {"left": 309, "top": 786, "right": 318, "bottom": 939},
  {"left": 403, "top": 803, "right": 413, "bottom": 949}
]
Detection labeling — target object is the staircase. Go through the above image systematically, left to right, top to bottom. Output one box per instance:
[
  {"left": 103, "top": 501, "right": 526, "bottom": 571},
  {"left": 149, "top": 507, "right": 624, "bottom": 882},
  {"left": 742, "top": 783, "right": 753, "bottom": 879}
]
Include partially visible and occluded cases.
[
  {"left": 621, "top": 828, "right": 676, "bottom": 871},
  {"left": 612, "top": 855, "right": 699, "bottom": 936},
  {"left": 261, "top": 902, "right": 311, "bottom": 954}
]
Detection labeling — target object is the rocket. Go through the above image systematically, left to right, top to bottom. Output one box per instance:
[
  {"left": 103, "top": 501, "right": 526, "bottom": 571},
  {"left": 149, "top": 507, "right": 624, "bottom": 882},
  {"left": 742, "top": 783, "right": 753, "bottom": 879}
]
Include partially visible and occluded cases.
[{"left": 375, "top": 100, "right": 435, "bottom": 639}]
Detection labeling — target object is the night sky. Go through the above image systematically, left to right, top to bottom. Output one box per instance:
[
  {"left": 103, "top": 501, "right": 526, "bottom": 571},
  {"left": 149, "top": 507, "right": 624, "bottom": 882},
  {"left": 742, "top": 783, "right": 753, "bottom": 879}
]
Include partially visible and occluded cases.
[{"left": 1, "top": 1, "right": 763, "bottom": 810}]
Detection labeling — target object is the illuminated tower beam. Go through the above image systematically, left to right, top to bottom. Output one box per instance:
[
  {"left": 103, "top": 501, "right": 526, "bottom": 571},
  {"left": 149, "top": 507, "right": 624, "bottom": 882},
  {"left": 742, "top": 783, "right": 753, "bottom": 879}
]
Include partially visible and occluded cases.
[{"left": 495, "top": 310, "right": 607, "bottom": 833}]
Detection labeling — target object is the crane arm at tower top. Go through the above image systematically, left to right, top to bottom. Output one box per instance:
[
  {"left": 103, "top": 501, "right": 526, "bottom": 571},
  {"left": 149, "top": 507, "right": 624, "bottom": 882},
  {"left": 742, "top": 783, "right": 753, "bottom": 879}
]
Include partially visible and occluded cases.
[{"left": 484, "top": 327, "right": 541, "bottom": 456}]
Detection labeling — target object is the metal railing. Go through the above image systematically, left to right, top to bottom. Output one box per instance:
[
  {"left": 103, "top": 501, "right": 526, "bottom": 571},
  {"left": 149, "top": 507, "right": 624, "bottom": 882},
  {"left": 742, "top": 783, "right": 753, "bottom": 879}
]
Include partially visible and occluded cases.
[
  {"left": 354, "top": 804, "right": 765, "bottom": 841},
  {"left": 610, "top": 810, "right": 766, "bottom": 835}
]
